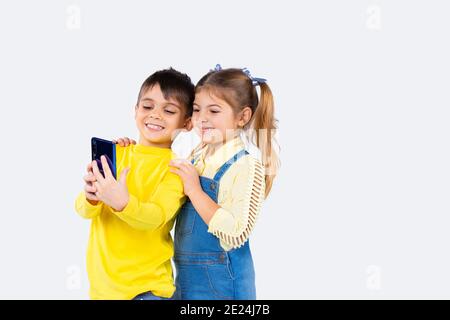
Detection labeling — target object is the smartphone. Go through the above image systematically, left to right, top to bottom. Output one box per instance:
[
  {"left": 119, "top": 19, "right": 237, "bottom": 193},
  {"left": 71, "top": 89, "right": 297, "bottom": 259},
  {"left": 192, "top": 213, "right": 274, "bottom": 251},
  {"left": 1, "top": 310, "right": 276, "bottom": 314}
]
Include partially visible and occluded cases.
[{"left": 91, "top": 137, "right": 116, "bottom": 179}]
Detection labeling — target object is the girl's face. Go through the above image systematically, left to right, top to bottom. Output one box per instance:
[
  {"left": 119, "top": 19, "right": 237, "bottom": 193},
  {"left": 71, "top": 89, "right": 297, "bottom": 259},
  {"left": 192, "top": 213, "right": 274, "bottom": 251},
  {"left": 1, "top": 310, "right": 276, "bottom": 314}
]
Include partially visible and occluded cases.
[{"left": 192, "top": 89, "right": 250, "bottom": 144}]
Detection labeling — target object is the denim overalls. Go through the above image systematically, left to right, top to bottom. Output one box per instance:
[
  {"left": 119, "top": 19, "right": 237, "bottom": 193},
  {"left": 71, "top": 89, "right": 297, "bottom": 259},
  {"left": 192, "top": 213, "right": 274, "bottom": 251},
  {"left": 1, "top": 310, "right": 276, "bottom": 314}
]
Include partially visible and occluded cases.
[{"left": 174, "top": 149, "right": 256, "bottom": 300}]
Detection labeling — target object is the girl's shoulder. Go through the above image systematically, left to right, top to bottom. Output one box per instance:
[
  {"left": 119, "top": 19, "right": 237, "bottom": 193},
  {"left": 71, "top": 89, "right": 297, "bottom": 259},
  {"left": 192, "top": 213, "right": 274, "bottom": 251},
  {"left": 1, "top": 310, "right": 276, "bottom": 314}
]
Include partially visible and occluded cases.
[
  {"left": 224, "top": 152, "right": 265, "bottom": 185},
  {"left": 220, "top": 153, "right": 266, "bottom": 204},
  {"left": 235, "top": 153, "right": 264, "bottom": 172}
]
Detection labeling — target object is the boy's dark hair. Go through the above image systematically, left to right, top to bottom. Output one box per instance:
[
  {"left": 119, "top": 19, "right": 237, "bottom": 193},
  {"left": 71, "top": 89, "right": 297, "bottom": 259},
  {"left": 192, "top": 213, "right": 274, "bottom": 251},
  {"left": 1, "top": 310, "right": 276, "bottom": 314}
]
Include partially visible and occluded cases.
[{"left": 137, "top": 68, "right": 195, "bottom": 116}]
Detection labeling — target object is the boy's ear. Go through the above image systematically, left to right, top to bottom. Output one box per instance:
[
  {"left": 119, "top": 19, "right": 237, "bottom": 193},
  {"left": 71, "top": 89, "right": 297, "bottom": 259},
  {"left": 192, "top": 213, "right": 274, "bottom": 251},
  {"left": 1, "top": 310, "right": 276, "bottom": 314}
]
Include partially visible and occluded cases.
[
  {"left": 134, "top": 104, "right": 138, "bottom": 119},
  {"left": 184, "top": 117, "right": 193, "bottom": 131}
]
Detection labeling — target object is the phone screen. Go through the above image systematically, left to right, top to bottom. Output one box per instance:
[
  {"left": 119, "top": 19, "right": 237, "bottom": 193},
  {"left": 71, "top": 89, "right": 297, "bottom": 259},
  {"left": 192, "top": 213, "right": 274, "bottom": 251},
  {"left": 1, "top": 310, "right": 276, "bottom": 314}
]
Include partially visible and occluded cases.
[{"left": 91, "top": 137, "right": 116, "bottom": 179}]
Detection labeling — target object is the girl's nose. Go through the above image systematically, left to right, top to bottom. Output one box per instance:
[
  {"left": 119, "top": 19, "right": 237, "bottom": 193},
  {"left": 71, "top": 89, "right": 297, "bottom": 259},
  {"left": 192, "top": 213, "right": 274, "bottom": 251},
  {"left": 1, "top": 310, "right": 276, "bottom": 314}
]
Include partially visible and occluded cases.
[
  {"left": 196, "top": 109, "right": 207, "bottom": 120},
  {"left": 198, "top": 113, "right": 208, "bottom": 122}
]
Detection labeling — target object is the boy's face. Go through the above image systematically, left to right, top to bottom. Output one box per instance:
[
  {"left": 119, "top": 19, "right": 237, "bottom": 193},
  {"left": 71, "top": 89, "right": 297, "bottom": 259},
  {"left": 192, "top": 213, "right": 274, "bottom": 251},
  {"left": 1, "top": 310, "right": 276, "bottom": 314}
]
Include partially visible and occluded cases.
[{"left": 135, "top": 84, "right": 190, "bottom": 148}]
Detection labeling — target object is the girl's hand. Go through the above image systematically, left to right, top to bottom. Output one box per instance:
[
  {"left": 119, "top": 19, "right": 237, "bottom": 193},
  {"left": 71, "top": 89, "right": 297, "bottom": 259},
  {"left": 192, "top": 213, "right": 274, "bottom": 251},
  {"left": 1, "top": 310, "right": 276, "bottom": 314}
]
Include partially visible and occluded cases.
[
  {"left": 112, "top": 137, "right": 136, "bottom": 147},
  {"left": 91, "top": 156, "right": 131, "bottom": 212},
  {"left": 169, "top": 159, "right": 202, "bottom": 198},
  {"left": 84, "top": 162, "right": 99, "bottom": 205}
]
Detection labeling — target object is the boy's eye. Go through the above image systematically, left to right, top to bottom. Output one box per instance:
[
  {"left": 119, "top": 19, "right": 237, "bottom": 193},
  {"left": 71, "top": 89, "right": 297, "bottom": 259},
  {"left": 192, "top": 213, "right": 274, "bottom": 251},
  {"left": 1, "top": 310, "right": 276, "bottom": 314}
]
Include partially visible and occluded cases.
[
  {"left": 143, "top": 105, "right": 154, "bottom": 109},
  {"left": 165, "top": 109, "right": 176, "bottom": 114},
  {"left": 193, "top": 109, "right": 200, "bottom": 113},
  {"left": 210, "top": 110, "right": 220, "bottom": 114}
]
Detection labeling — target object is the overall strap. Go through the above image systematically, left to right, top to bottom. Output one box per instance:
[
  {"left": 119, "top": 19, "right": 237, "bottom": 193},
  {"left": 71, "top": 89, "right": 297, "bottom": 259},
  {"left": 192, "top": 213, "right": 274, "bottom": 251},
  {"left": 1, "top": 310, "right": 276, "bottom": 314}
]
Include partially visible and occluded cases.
[
  {"left": 213, "top": 149, "right": 249, "bottom": 182},
  {"left": 191, "top": 154, "right": 200, "bottom": 165}
]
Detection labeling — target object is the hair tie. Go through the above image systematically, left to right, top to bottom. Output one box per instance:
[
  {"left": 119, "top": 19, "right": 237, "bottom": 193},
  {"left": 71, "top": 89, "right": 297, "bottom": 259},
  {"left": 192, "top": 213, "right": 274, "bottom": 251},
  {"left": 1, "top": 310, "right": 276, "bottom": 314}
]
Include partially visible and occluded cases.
[
  {"left": 210, "top": 64, "right": 267, "bottom": 86},
  {"left": 211, "top": 64, "right": 222, "bottom": 72},
  {"left": 242, "top": 67, "right": 267, "bottom": 86}
]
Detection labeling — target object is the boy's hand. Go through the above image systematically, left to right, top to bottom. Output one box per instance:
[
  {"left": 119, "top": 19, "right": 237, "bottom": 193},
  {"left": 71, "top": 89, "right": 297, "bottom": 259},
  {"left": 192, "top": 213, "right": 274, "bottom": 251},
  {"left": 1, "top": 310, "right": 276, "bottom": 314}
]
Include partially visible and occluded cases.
[
  {"left": 112, "top": 137, "right": 136, "bottom": 147},
  {"left": 91, "top": 156, "right": 131, "bottom": 212},
  {"left": 169, "top": 159, "right": 202, "bottom": 198},
  {"left": 84, "top": 162, "right": 99, "bottom": 205}
]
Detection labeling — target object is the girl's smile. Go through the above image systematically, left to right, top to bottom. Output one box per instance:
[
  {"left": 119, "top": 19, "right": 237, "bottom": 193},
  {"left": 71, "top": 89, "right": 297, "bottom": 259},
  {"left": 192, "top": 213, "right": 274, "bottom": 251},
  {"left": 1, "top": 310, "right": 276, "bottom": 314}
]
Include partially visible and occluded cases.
[{"left": 199, "top": 124, "right": 215, "bottom": 135}]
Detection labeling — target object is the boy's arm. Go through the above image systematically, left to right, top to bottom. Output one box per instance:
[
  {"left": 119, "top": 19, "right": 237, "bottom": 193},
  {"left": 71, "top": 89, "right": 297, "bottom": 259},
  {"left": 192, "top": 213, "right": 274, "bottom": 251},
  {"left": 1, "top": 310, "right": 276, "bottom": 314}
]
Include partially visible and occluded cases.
[
  {"left": 110, "top": 171, "right": 186, "bottom": 231},
  {"left": 74, "top": 191, "right": 103, "bottom": 219}
]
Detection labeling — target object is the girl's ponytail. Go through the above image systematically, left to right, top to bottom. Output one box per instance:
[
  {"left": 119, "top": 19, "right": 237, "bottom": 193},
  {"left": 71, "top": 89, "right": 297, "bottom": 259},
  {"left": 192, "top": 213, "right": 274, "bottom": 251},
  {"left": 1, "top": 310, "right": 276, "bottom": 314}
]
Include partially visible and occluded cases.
[{"left": 252, "top": 82, "right": 279, "bottom": 198}]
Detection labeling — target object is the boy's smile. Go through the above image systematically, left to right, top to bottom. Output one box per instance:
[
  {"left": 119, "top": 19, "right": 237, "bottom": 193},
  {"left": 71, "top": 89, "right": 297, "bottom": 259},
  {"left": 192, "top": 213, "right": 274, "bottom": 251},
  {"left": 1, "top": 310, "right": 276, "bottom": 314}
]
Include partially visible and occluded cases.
[{"left": 145, "top": 122, "right": 165, "bottom": 131}]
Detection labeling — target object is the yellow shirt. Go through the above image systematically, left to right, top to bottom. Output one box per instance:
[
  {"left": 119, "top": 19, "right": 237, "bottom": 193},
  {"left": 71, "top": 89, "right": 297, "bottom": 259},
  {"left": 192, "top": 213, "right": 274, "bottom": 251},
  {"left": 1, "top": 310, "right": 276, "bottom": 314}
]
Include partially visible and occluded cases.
[
  {"left": 192, "top": 136, "right": 266, "bottom": 251},
  {"left": 74, "top": 144, "right": 185, "bottom": 300}
]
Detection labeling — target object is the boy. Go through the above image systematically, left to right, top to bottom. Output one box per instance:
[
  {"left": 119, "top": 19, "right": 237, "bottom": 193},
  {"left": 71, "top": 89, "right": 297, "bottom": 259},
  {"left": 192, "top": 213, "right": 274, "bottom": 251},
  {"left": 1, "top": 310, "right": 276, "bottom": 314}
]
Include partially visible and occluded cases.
[{"left": 75, "top": 68, "right": 194, "bottom": 300}]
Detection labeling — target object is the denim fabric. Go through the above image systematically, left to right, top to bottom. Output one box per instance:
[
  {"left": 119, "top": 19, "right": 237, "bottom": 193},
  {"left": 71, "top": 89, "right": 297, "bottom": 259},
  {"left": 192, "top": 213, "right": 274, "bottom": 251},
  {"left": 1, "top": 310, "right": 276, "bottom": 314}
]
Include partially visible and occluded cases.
[
  {"left": 174, "top": 150, "right": 256, "bottom": 300},
  {"left": 132, "top": 291, "right": 174, "bottom": 300}
]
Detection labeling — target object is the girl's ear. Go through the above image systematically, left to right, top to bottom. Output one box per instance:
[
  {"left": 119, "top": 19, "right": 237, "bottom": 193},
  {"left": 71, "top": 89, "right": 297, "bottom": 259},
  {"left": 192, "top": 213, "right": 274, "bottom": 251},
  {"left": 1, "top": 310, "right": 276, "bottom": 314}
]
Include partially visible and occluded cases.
[
  {"left": 134, "top": 104, "right": 138, "bottom": 119},
  {"left": 238, "top": 107, "right": 253, "bottom": 128},
  {"left": 184, "top": 117, "right": 193, "bottom": 131}
]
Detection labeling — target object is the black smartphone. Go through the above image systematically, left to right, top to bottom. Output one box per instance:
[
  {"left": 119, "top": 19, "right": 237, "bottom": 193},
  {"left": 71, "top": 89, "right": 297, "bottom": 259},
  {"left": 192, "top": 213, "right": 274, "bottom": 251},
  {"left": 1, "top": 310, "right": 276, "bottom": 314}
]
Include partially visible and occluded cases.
[{"left": 91, "top": 137, "right": 116, "bottom": 179}]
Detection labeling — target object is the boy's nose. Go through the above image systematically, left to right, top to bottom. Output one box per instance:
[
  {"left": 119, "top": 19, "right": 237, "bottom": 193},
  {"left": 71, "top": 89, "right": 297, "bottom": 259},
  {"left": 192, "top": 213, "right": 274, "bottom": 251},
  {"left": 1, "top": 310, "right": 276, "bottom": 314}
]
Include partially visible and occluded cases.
[{"left": 149, "top": 112, "right": 162, "bottom": 119}]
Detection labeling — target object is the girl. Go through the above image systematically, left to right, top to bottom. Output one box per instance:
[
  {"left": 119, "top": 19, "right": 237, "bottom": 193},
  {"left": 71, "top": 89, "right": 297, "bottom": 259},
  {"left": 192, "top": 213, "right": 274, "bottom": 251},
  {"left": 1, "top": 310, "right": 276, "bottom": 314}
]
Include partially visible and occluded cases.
[
  {"left": 115, "top": 65, "right": 279, "bottom": 300},
  {"left": 169, "top": 65, "right": 279, "bottom": 300}
]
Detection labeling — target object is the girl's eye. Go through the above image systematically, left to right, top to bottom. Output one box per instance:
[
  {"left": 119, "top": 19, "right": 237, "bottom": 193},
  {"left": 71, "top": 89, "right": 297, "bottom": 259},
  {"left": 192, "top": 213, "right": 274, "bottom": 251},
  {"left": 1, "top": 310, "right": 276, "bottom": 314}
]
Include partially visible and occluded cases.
[
  {"left": 143, "top": 105, "right": 153, "bottom": 110},
  {"left": 165, "top": 109, "right": 176, "bottom": 114},
  {"left": 193, "top": 109, "right": 200, "bottom": 113},
  {"left": 210, "top": 110, "right": 220, "bottom": 114}
]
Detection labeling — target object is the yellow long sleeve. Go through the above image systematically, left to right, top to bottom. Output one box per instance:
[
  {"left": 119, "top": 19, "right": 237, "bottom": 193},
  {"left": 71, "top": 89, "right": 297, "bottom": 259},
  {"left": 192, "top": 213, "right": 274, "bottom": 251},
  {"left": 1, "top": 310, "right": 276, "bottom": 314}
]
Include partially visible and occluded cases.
[
  {"left": 74, "top": 144, "right": 185, "bottom": 300},
  {"left": 112, "top": 171, "right": 186, "bottom": 231},
  {"left": 75, "top": 193, "right": 103, "bottom": 219}
]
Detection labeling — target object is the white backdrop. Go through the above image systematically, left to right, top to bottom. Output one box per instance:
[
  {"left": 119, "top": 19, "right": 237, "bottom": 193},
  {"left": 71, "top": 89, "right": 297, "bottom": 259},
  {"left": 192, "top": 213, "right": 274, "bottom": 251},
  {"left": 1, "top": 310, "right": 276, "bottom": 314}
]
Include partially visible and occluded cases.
[{"left": 0, "top": 0, "right": 449, "bottom": 299}]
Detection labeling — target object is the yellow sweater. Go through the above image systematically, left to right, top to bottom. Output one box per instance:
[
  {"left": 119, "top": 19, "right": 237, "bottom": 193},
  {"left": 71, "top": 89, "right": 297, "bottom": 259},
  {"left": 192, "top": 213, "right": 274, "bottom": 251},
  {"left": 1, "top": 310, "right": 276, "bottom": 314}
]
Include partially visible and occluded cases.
[{"left": 74, "top": 144, "right": 185, "bottom": 300}]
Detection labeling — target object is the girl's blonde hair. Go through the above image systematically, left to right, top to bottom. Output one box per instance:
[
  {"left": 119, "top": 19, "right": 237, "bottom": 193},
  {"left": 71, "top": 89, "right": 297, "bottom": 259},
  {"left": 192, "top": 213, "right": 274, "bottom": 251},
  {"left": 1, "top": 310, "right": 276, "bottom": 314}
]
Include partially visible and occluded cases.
[{"left": 196, "top": 68, "right": 280, "bottom": 197}]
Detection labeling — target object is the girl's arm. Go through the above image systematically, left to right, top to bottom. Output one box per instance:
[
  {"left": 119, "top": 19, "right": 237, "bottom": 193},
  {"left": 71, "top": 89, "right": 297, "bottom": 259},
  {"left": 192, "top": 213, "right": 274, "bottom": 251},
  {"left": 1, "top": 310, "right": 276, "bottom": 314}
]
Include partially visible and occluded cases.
[
  {"left": 170, "top": 156, "right": 266, "bottom": 251},
  {"left": 206, "top": 156, "right": 265, "bottom": 250},
  {"left": 169, "top": 159, "right": 219, "bottom": 225},
  {"left": 186, "top": 187, "right": 220, "bottom": 225}
]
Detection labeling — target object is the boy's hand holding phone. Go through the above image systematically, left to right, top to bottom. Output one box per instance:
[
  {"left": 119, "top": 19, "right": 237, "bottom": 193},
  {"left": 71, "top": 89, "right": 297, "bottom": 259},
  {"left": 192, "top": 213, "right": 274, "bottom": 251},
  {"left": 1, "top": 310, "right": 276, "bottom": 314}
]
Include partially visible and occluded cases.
[
  {"left": 91, "top": 155, "right": 131, "bottom": 212},
  {"left": 84, "top": 162, "right": 99, "bottom": 205}
]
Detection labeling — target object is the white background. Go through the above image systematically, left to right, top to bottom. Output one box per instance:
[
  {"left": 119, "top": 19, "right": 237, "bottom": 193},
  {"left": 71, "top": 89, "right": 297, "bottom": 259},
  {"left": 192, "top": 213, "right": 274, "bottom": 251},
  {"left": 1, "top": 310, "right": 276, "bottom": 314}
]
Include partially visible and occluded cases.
[{"left": 0, "top": 0, "right": 449, "bottom": 299}]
